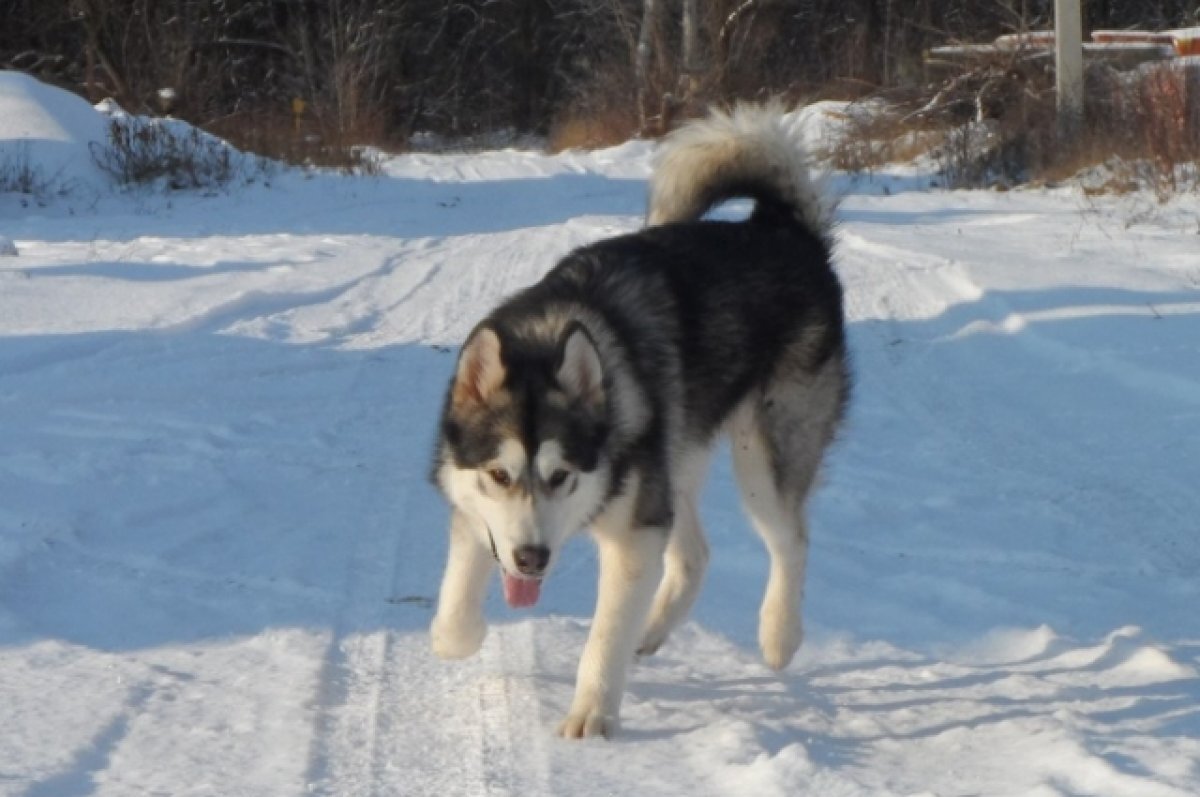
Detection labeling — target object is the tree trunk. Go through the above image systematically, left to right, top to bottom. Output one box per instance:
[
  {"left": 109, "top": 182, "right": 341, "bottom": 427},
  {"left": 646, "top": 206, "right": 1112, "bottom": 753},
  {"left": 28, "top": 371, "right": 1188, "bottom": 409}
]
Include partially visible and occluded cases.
[
  {"left": 76, "top": 0, "right": 130, "bottom": 103},
  {"left": 636, "top": 0, "right": 661, "bottom": 134},
  {"left": 680, "top": 0, "right": 701, "bottom": 103}
]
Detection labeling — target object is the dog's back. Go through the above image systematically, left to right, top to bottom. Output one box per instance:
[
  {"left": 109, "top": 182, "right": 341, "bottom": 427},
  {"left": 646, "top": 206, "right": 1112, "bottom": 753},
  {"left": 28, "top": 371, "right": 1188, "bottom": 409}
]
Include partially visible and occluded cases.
[{"left": 507, "top": 104, "right": 848, "bottom": 442}]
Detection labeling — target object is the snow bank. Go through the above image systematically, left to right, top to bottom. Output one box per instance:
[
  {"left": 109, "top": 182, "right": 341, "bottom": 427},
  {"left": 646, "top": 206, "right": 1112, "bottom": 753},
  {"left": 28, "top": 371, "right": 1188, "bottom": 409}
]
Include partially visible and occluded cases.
[
  {"left": 0, "top": 70, "right": 111, "bottom": 193},
  {"left": 1, "top": 71, "right": 275, "bottom": 199},
  {"left": 92, "top": 97, "right": 271, "bottom": 191}
]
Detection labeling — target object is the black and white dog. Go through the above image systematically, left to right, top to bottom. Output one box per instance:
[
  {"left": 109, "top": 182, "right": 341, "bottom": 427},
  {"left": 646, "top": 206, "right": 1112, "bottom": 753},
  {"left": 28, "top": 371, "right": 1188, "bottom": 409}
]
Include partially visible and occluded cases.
[{"left": 430, "top": 105, "right": 849, "bottom": 738}]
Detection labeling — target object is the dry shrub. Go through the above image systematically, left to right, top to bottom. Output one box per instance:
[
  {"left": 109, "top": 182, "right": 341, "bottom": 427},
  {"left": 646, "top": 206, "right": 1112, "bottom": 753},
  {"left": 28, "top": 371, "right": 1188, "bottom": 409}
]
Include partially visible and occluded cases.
[
  {"left": 823, "top": 51, "right": 1061, "bottom": 186},
  {"left": 834, "top": 55, "right": 1199, "bottom": 196},
  {"left": 1051, "top": 62, "right": 1200, "bottom": 198},
  {"left": 1117, "top": 62, "right": 1200, "bottom": 195},
  {"left": 827, "top": 97, "right": 944, "bottom": 173},
  {"left": 547, "top": 104, "right": 641, "bottom": 152},
  {"left": 207, "top": 111, "right": 387, "bottom": 174},
  {"left": 90, "top": 116, "right": 272, "bottom": 190},
  {"left": 0, "top": 142, "right": 78, "bottom": 205},
  {"left": 1, "top": 144, "right": 57, "bottom": 197}
]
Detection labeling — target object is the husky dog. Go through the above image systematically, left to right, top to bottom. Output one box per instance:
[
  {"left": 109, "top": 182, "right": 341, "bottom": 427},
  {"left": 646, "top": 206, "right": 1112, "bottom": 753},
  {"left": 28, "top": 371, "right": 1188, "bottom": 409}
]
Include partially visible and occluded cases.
[{"left": 430, "top": 105, "right": 849, "bottom": 739}]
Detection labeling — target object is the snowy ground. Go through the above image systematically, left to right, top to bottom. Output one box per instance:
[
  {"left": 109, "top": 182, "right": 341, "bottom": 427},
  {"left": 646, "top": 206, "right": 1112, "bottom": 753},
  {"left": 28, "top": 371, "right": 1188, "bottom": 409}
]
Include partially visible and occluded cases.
[{"left": 3, "top": 74, "right": 1200, "bottom": 795}]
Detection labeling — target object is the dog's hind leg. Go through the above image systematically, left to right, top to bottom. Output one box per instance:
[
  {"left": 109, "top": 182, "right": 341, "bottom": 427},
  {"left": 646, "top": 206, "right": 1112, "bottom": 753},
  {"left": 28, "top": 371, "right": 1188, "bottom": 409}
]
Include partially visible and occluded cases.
[
  {"left": 731, "top": 353, "right": 845, "bottom": 671},
  {"left": 732, "top": 410, "right": 808, "bottom": 671},
  {"left": 638, "top": 448, "right": 711, "bottom": 656},
  {"left": 431, "top": 510, "right": 494, "bottom": 660}
]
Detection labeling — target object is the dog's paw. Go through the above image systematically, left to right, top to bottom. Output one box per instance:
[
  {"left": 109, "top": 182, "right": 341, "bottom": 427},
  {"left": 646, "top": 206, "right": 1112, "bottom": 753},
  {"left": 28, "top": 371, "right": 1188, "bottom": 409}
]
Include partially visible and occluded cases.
[
  {"left": 638, "top": 595, "right": 688, "bottom": 657},
  {"left": 759, "top": 606, "right": 802, "bottom": 671},
  {"left": 430, "top": 612, "right": 486, "bottom": 659},
  {"left": 636, "top": 625, "right": 669, "bottom": 657},
  {"left": 557, "top": 706, "right": 616, "bottom": 739}
]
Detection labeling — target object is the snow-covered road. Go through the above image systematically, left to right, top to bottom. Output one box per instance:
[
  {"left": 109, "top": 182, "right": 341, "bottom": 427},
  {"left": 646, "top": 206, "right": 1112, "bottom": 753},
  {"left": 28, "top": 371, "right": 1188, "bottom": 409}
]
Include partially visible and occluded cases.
[{"left": 3, "top": 105, "right": 1200, "bottom": 794}]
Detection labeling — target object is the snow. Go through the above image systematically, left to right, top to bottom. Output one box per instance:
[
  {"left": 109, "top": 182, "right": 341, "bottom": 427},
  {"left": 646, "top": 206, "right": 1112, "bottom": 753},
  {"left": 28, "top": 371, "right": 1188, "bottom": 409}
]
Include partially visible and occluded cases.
[
  {"left": 0, "top": 71, "right": 111, "bottom": 195},
  {"left": 3, "top": 74, "right": 1200, "bottom": 795}
]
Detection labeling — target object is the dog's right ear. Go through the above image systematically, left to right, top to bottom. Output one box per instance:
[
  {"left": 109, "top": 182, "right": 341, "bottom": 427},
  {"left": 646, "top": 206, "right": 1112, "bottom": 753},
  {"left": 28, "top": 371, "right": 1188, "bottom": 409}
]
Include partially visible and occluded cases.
[{"left": 452, "top": 327, "right": 505, "bottom": 408}]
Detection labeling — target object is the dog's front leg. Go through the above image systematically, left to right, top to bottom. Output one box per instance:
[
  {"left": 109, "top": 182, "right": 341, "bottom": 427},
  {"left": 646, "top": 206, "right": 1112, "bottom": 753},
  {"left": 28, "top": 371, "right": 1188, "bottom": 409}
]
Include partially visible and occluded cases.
[
  {"left": 431, "top": 510, "right": 493, "bottom": 659},
  {"left": 559, "top": 526, "right": 665, "bottom": 739}
]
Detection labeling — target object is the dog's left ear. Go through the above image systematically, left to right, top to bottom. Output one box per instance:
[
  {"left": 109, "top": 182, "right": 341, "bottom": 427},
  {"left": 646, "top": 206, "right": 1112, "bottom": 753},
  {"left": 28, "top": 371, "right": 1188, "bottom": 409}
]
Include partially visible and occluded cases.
[{"left": 557, "top": 324, "right": 605, "bottom": 408}]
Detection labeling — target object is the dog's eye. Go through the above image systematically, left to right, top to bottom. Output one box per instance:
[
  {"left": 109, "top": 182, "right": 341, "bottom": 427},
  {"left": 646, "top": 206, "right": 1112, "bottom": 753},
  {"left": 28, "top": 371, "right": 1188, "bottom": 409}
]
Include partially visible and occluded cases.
[
  {"left": 487, "top": 468, "right": 512, "bottom": 488},
  {"left": 546, "top": 469, "right": 569, "bottom": 489}
]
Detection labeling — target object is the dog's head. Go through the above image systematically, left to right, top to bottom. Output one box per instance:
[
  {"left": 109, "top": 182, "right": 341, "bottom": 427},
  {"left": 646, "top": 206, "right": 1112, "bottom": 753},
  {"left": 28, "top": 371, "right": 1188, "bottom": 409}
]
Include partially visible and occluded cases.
[{"left": 435, "top": 323, "right": 612, "bottom": 607}]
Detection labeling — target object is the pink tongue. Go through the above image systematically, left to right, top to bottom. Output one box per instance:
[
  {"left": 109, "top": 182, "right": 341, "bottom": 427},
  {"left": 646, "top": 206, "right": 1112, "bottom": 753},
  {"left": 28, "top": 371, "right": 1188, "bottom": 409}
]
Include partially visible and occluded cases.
[{"left": 502, "top": 573, "right": 542, "bottom": 608}]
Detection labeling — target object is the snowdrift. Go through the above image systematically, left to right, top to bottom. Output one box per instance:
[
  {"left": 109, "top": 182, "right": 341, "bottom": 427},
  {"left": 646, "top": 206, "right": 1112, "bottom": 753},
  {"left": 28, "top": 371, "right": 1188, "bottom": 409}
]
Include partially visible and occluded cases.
[
  {"left": 0, "top": 70, "right": 111, "bottom": 193},
  {"left": 1, "top": 71, "right": 270, "bottom": 198}
]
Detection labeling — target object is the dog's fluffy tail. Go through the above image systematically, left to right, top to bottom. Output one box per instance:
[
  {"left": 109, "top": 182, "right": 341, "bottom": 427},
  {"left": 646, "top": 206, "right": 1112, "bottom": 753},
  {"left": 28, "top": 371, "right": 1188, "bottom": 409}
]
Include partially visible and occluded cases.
[{"left": 647, "top": 103, "right": 833, "bottom": 239}]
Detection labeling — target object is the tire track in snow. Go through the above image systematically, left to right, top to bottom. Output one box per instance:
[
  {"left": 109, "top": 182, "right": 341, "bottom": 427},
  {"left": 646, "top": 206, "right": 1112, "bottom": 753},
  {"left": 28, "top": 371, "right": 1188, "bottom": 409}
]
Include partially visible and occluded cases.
[
  {"left": 351, "top": 219, "right": 629, "bottom": 347},
  {"left": 138, "top": 238, "right": 432, "bottom": 341},
  {"left": 325, "top": 244, "right": 449, "bottom": 347},
  {"left": 169, "top": 250, "right": 413, "bottom": 338},
  {"left": 299, "top": 350, "right": 431, "bottom": 797},
  {"left": 298, "top": 351, "right": 545, "bottom": 797},
  {"left": 300, "top": 514, "right": 399, "bottom": 795},
  {"left": 312, "top": 614, "right": 550, "bottom": 796},
  {"left": 476, "top": 621, "right": 551, "bottom": 797},
  {"left": 23, "top": 682, "right": 153, "bottom": 797}
]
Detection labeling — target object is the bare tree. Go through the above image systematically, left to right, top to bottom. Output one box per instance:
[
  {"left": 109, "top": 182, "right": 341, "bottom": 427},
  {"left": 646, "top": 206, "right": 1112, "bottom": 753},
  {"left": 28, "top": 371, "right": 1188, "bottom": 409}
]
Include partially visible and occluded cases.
[
  {"left": 2, "top": 0, "right": 1195, "bottom": 149},
  {"left": 635, "top": 0, "right": 663, "bottom": 131},
  {"left": 680, "top": 0, "right": 702, "bottom": 101}
]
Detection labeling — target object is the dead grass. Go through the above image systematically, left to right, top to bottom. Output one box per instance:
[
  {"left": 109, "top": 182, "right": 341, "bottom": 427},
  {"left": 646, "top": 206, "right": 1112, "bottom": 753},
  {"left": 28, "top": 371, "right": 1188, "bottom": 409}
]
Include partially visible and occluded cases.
[
  {"left": 829, "top": 57, "right": 1199, "bottom": 197},
  {"left": 826, "top": 98, "right": 944, "bottom": 173},
  {"left": 547, "top": 104, "right": 641, "bottom": 152},
  {"left": 206, "top": 111, "right": 388, "bottom": 174},
  {"left": 89, "top": 116, "right": 276, "bottom": 190},
  {"left": 1, "top": 144, "right": 55, "bottom": 196}
]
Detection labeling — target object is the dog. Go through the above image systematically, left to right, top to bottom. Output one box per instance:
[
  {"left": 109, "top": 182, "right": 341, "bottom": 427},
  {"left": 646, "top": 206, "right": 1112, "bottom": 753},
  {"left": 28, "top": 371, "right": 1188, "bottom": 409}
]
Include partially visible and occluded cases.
[{"left": 429, "top": 105, "right": 849, "bottom": 739}]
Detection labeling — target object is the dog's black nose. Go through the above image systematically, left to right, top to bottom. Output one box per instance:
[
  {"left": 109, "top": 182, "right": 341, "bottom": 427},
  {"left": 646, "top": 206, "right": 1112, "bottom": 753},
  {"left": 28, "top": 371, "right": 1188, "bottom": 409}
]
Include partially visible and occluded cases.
[{"left": 513, "top": 545, "right": 550, "bottom": 576}]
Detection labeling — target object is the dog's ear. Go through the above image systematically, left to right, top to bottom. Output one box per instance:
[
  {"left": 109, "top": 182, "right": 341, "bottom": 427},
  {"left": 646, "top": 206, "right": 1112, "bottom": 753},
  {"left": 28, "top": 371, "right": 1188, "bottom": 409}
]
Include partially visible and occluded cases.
[
  {"left": 557, "top": 324, "right": 605, "bottom": 408},
  {"left": 452, "top": 327, "right": 505, "bottom": 408}
]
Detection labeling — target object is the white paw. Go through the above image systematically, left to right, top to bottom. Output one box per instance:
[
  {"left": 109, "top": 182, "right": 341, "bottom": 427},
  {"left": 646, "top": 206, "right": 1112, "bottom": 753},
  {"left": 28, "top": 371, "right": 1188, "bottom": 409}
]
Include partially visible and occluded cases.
[
  {"left": 637, "top": 585, "right": 687, "bottom": 656},
  {"left": 759, "top": 606, "right": 802, "bottom": 671},
  {"left": 430, "top": 612, "right": 486, "bottom": 659},
  {"left": 636, "top": 621, "right": 670, "bottom": 657},
  {"left": 557, "top": 704, "right": 617, "bottom": 739}
]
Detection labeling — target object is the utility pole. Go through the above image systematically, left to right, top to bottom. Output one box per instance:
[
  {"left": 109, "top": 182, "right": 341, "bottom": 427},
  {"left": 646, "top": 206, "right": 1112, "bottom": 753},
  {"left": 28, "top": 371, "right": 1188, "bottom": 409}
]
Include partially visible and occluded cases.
[{"left": 1054, "top": 0, "right": 1084, "bottom": 137}]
